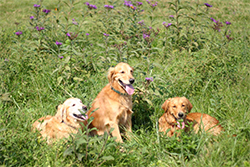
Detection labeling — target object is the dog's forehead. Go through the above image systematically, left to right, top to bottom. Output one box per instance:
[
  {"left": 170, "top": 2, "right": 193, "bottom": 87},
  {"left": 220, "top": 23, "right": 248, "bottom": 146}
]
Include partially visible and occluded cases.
[
  {"left": 115, "top": 63, "right": 132, "bottom": 71},
  {"left": 171, "top": 97, "right": 187, "bottom": 105},
  {"left": 64, "top": 98, "right": 81, "bottom": 105}
]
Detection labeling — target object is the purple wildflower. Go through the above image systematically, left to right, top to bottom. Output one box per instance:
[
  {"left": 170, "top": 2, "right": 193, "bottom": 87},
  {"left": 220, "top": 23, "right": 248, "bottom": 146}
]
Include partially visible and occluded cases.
[
  {"left": 124, "top": 1, "right": 133, "bottom": 7},
  {"left": 136, "top": 2, "right": 143, "bottom": 6},
  {"left": 85, "top": 3, "right": 97, "bottom": 9},
  {"left": 204, "top": 3, "right": 212, "bottom": 7},
  {"left": 33, "top": 4, "right": 40, "bottom": 8},
  {"left": 104, "top": 5, "right": 114, "bottom": 9},
  {"left": 131, "top": 6, "right": 137, "bottom": 10},
  {"left": 42, "top": 9, "right": 51, "bottom": 14},
  {"left": 169, "top": 15, "right": 174, "bottom": 18},
  {"left": 30, "top": 16, "right": 34, "bottom": 19},
  {"left": 210, "top": 17, "right": 216, "bottom": 23},
  {"left": 138, "top": 20, "right": 144, "bottom": 25},
  {"left": 72, "top": 21, "right": 78, "bottom": 25},
  {"left": 225, "top": 21, "right": 231, "bottom": 25},
  {"left": 163, "top": 22, "right": 172, "bottom": 28},
  {"left": 36, "top": 26, "right": 44, "bottom": 31},
  {"left": 15, "top": 31, "right": 22, "bottom": 36},
  {"left": 66, "top": 32, "right": 78, "bottom": 40},
  {"left": 86, "top": 33, "right": 89, "bottom": 36},
  {"left": 103, "top": 33, "right": 109, "bottom": 37},
  {"left": 143, "top": 33, "right": 150, "bottom": 39},
  {"left": 226, "top": 34, "right": 233, "bottom": 41},
  {"left": 55, "top": 41, "right": 62, "bottom": 46},
  {"left": 59, "top": 55, "right": 63, "bottom": 59},
  {"left": 4, "top": 58, "right": 9, "bottom": 61},
  {"left": 145, "top": 77, "right": 153, "bottom": 82}
]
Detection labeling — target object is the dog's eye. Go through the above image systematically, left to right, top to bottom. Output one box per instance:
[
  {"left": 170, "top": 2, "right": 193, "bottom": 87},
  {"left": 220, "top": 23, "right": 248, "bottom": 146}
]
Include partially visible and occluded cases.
[
  {"left": 130, "top": 70, "right": 133, "bottom": 73},
  {"left": 121, "top": 71, "right": 125, "bottom": 74},
  {"left": 72, "top": 104, "right": 76, "bottom": 106},
  {"left": 182, "top": 104, "right": 185, "bottom": 107},
  {"left": 173, "top": 106, "right": 176, "bottom": 108}
]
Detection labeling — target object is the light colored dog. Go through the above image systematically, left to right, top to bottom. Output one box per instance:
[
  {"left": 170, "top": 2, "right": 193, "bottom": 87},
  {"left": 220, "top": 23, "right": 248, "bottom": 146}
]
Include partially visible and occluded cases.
[
  {"left": 86, "top": 62, "right": 135, "bottom": 142},
  {"left": 159, "top": 97, "right": 223, "bottom": 137},
  {"left": 33, "top": 98, "right": 88, "bottom": 144}
]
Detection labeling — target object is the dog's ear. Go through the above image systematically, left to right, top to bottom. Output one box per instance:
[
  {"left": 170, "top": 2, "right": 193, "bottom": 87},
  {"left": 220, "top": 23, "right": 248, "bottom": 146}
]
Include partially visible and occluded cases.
[
  {"left": 108, "top": 67, "right": 115, "bottom": 83},
  {"left": 184, "top": 97, "right": 193, "bottom": 112},
  {"left": 161, "top": 98, "right": 171, "bottom": 112},
  {"left": 55, "top": 104, "right": 66, "bottom": 122}
]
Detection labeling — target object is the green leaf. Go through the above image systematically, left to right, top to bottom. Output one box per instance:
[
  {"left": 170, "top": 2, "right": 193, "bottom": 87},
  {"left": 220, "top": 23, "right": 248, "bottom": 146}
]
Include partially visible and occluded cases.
[
  {"left": 63, "top": 147, "right": 74, "bottom": 157},
  {"left": 101, "top": 155, "right": 114, "bottom": 161}
]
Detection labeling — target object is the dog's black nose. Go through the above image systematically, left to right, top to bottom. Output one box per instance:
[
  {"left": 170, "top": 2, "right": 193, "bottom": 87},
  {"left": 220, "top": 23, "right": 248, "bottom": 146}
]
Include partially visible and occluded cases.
[
  {"left": 129, "top": 78, "right": 135, "bottom": 84},
  {"left": 82, "top": 106, "right": 87, "bottom": 111},
  {"left": 178, "top": 112, "right": 184, "bottom": 118}
]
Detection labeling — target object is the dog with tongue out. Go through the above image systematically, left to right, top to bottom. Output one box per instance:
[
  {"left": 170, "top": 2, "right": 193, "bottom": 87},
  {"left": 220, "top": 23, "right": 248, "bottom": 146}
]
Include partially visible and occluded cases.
[{"left": 86, "top": 62, "right": 135, "bottom": 142}]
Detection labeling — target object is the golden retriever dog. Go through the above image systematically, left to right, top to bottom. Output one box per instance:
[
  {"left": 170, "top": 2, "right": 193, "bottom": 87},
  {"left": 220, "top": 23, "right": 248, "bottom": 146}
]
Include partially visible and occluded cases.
[
  {"left": 86, "top": 62, "right": 135, "bottom": 142},
  {"left": 158, "top": 97, "right": 223, "bottom": 137},
  {"left": 33, "top": 98, "right": 88, "bottom": 144}
]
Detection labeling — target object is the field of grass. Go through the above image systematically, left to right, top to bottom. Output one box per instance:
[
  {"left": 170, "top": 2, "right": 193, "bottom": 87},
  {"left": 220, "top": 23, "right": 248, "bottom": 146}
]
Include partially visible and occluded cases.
[{"left": 1, "top": 0, "right": 250, "bottom": 166}]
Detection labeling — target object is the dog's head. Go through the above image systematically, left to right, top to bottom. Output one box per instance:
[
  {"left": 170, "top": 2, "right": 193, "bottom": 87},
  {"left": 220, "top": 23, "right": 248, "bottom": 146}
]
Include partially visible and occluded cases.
[
  {"left": 108, "top": 62, "right": 135, "bottom": 95},
  {"left": 161, "top": 97, "right": 193, "bottom": 122},
  {"left": 56, "top": 98, "right": 88, "bottom": 123}
]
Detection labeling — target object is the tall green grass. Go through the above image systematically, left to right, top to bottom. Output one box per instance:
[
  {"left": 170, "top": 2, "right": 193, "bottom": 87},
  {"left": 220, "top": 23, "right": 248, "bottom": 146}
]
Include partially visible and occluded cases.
[{"left": 1, "top": 0, "right": 250, "bottom": 166}]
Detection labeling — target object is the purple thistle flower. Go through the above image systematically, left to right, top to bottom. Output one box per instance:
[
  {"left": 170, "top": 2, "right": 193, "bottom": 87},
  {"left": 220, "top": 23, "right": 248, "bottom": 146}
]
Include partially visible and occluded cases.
[
  {"left": 124, "top": 1, "right": 133, "bottom": 7},
  {"left": 85, "top": 2, "right": 97, "bottom": 9},
  {"left": 136, "top": 2, "right": 143, "bottom": 6},
  {"left": 204, "top": 3, "right": 212, "bottom": 7},
  {"left": 33, "top": 4, "right": 40, "bottom": 8},
  {"left": 104, "top": 5, "right": 114, "bottom": 9},
  {"left": 131, "top": 5, "right": 137, "bottom": 10},
  {"left": 42, "top": 9, "right": 51, "bottom": 14},
  {"left": 169, "top": 15, "right": 174, "bottom": 18},
  {"left": 30, "top": 16, "right": 34, "bottom": 19},
  {"left": 210, "top": 17, "right": 216, "bottom": 23},
  {"left": 138, "top": 20, "right": 144, "bottom": 25},
  {"left": 72, "top": 21, "right": 78, "bottom": 25},
  {"left": 225, "top": 21, "right": 231, "bottom": 25},
  {"left": 163, "top": 22, "right": 172, "bottom": 28},
  {"left": 36, "top": 26, "right": 44, "bottom": 31},
  {"left": 15, "top": 31, "right": 22, "bottom": 36},
  {"left": 66, "top": 32, "right": 78, "bottom": 40},
  {"left": 66, "top": 33, "right": 71, "bottom": 37},
  {"left": 86, "top": 33, "right": 89, "bottom": 36},
  {"left": 103, "top": 33, "right": 109, "bottom": 37},
  {"left": 143, "top": 33, "right": 150, "bottom": 39},
  {"left": 55, "top": 41, "right": 62, "bottom": 46},
  {"left": 58, "top": 55, "right": 63, "bottom": 59},
  {"left": 145, "top": 77, "right": 153, "bottom": 82}
]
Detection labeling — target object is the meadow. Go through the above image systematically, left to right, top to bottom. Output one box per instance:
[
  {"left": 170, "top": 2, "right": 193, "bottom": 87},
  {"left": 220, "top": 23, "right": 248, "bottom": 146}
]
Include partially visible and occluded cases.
[{"left": 0, "top": 0, "right": 250, "bottom": 166}]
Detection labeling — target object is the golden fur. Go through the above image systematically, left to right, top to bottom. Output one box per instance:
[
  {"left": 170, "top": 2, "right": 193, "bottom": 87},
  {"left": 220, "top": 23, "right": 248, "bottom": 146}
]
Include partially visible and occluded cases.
[
  {"left": 86, "top": 62, "right": 135, "bottom": 142},
  {"left": 158, "top": 97, "right": 223, "bottom": 137},
  {"left": 32, "top": 98, "right": 88, "bottom": 144}
]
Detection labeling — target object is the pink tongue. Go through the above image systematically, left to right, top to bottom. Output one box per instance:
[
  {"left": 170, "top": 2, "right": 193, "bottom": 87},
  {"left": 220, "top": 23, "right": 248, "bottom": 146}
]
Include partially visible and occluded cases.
[
  {"left": 125, "top": 84, "right": 134, "bottom": 95},
  {"left": 177, "top": 121, "right": 185, "bottom": 129}
]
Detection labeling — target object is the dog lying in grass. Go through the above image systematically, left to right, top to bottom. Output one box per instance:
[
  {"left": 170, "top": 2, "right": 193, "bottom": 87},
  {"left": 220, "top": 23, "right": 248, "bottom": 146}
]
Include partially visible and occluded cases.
[
  {"left": 86, "top": 62, "right": 135, "bottom": 143},
  {"left": 158, "top": 97, "right": 223, "bottom": 137},
  {"left": 32, "top": 98, "right": 88, "bottom": 144}
]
